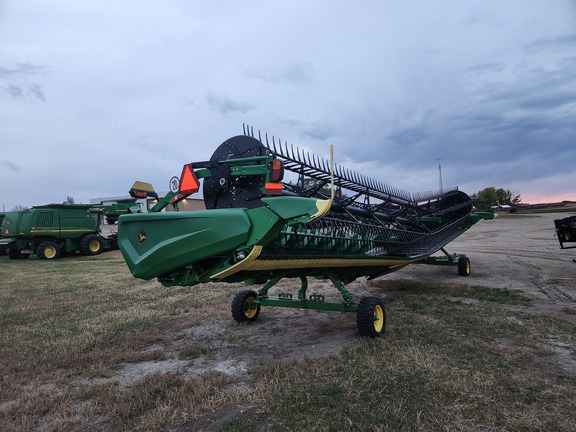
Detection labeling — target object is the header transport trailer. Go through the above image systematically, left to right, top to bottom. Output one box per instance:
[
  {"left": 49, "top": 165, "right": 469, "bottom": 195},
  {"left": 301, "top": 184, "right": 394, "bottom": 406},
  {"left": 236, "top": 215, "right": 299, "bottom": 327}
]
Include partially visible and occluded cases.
[
  {"left": 118, "top": 127, "right": 494, "bottom": 337},
  {"left": 0, "top": 203, "right": 117, "bottom": 259}
]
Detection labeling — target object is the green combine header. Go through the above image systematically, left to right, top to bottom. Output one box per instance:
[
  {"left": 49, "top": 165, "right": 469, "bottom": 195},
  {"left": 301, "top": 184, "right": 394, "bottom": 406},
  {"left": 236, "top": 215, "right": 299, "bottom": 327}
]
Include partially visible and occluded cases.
[{"left": 118, "top": 127, "right": 494, "bottom": 337}]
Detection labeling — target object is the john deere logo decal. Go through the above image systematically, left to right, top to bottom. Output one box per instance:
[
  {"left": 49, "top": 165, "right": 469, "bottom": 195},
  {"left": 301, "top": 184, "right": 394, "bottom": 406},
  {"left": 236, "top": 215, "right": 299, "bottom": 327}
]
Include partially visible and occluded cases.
[{"left": 137, "top": 230, "right": 147, "bottom": 244}]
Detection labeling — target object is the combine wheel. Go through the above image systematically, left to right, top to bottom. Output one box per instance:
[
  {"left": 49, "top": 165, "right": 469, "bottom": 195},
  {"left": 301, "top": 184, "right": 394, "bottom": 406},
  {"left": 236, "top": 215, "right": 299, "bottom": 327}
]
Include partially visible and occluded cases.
[
  {"left": 80, "top": 234, "right": 103, "bottom": 256},
  {"left": 37, "top": 241, "right": 60, "bottom": 260},
  {"left": 457, "top": 256, "right": 471, "bottom": 276},
  {"left": 231, "top": 290, "right": 260, "bottom": 323},
  {"left": 357, "top": 296, "right": 386, "bottom": 338}
]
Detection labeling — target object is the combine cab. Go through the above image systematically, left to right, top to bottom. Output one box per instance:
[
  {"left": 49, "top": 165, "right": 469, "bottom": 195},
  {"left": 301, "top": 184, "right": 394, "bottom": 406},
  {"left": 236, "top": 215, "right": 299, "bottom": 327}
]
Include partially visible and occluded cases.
[{"left": 118, "top": 127, "right": 494, "bottom": 337}]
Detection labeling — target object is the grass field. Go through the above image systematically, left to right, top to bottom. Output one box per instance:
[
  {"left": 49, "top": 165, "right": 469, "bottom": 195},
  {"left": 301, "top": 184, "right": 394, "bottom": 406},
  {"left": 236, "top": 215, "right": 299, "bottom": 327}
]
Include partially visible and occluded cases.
[{"left": 1, "top": 251, "right": 575, "bottom": 431}]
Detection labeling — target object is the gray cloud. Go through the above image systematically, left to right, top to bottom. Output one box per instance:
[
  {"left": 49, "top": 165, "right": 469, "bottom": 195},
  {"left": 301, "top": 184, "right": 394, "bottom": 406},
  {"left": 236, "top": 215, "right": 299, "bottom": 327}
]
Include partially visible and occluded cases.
[
  {"left": 245, "top": 62, "right": 312, "bottom": 85},
  {"left": 0, "top": 63, "right": 48, "bottom": 102},
  {"left": 1, "top": 84, "right": 24, "bottom": 98},
  {"left": 205, "top": 93, "right": 255, "bottom": 115},
  {"left": 389, "top": 128, "right": 429, "bottom": 147},
  {"left": 1, "top": 160, "right": 20, "bottom": 172}
]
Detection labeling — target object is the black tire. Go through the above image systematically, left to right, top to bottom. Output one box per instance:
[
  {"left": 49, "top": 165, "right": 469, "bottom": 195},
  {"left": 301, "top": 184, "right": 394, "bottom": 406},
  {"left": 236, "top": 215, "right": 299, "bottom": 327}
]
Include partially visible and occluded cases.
[
  {"left": 107, "top": 217, "right": 117, "bottom": 225},
  {"left": 80, "top": 234, "right": 103, "bottom": 256},
  {"left": 107, "top": 234, "right": 118, "bottom": 251},
  {"left": 37, "top": 241, "right": 60, "bottom": 260},
  {"left": 7, "top": 248, "right": 30, "bottom": 260},
  {"left": 458, "top": 256, "right": 471, "bottom": 276},
  {"left": 231, "top": 290, "right": 260, "bottom": 323},
  {"left": 357, "top": 296, "right": 386, "bottom": 338}
]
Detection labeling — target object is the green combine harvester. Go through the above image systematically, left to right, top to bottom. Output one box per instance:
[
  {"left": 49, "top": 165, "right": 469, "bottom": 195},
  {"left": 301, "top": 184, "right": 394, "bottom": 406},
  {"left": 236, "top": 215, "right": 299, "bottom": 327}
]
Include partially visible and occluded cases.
[
  {"left": 118, "top": 127, "right": 494, "bottom": 337},
  {"left": 1, "top": 203, "right": 117, "bottom": 259}
]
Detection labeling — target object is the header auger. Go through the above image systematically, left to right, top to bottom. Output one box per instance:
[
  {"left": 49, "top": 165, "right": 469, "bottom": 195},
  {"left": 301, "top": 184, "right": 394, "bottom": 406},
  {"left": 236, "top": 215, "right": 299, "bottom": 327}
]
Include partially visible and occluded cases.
[{"left": 118, "top": 126, "right": 494, "bottom": 337}]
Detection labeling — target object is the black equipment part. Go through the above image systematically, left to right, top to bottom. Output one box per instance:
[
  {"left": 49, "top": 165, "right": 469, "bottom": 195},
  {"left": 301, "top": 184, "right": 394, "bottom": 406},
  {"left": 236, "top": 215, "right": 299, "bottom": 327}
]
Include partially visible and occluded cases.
[{"left": 203, "top": 135, "right": 271, "bottom": 210}]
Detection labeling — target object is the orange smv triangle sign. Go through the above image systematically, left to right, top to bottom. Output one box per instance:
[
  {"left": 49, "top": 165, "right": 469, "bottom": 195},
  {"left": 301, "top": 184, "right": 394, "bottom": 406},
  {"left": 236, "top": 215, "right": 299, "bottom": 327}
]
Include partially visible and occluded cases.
[{"left": 179, "top": 165, "right": 200, "bottom": 195}]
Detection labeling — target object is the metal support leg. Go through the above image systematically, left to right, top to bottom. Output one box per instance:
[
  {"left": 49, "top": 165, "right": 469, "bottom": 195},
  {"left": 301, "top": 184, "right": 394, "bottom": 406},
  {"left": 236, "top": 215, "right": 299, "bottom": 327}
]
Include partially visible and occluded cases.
[
  {"left": 440, "top": 247, "right": 460, "bottom": 264},
  {"left": 327, "top": 274, "right": 354, "bottom": 304},
  {"left": 298, "top": 276, "right": 308, "bottom": 300},
  {"left": 257, "top": 277, "right": 282, "bottom": 297}
]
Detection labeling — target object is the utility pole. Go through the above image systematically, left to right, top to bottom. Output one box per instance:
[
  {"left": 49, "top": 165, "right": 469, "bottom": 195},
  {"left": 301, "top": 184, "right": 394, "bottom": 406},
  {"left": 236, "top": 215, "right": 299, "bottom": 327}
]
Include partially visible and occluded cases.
[{"left": 436, "top": 159, "right": 444, "bottom": 193}]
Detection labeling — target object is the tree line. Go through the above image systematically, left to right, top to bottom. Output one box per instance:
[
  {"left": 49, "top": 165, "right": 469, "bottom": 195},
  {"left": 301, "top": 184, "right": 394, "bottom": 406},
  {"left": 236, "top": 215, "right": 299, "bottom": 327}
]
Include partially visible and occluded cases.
[{"left": 470, "top": 187, "right": 521, "bottom": 209}]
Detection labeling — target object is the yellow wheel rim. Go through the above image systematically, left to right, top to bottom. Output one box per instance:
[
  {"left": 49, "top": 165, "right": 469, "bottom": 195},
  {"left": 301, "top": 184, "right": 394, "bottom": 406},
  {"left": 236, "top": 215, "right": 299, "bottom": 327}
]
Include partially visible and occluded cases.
[
  {"left": 89, "top": 240, "right": 100, "bottom": 252},
  {"left": 45, "top": 246, "right": 57, "bottom": 259},
  {"left": 466, "top": 261, "right": 470, "bottom": 274},
  {"left": 244, "top": 297, "right": 257, "bottom": 319},
  {"left": 373, "top": 305, "right": 384, "bottom": 333}
]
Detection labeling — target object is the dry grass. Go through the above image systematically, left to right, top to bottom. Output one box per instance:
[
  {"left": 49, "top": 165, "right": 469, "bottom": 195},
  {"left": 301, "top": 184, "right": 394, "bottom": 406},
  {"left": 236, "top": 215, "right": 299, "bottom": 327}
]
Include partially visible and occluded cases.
[
  {"left": 1, "top": 252, "right": 576, "bottom": 431},
  {"left": 255, "top": 282, "right": 576, "bottom": 431}
]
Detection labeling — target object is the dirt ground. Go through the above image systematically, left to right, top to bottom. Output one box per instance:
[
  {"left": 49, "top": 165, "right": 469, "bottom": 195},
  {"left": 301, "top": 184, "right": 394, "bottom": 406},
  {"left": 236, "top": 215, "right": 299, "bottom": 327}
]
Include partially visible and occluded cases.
[{"left": 94, "top": 212, "right": 576, "bottom": 397}]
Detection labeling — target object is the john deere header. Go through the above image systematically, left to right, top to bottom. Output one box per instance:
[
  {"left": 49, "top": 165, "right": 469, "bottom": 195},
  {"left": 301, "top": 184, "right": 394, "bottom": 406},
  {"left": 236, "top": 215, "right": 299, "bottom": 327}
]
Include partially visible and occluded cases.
[{"left": 117, "top": 126, "right": 494, "bottom": 337}]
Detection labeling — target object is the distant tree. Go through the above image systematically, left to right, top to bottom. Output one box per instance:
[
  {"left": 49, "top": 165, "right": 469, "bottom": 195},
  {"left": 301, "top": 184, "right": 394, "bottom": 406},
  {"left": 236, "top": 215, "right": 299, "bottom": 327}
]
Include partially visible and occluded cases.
[
  {"left": 475, "top": 187, "right": 522, "bottom": 209},
  {"left": 478, "top": 187, "right": 498, "bottom": 208},
  {"left": 496, "top": 188, "right": 521, "bottom": 205},
  {"left": 510, "top": 191, "right": 522, "bottom": 205},
  {"left": 66, "top": 196, "right": 76, "bottom": 204},
  {"left": 10, "top": 205, "right": 30, "bottom": 212}
]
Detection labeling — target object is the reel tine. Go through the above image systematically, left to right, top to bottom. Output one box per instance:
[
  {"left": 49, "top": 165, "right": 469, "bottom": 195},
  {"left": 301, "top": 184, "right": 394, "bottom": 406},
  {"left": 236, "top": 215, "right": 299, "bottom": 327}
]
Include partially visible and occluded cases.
[
  {"left": 245, "top": 125, "right": 423, "bottom": 205},
  {"left": 299, "top": 147, "right": 306, "bottom": 165},
  {"left": 321, "top": 155, "right": 328, "bottom": 173}
]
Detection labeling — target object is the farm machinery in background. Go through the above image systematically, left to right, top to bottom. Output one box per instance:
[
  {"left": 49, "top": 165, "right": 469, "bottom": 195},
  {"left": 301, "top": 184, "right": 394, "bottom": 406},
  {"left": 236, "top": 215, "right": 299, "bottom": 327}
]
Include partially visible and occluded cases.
[
  {"left": 118, "top": 126, "right": 494, "bottom": 337},
  {"left": 99, "top": 198, "right": 143, "bottom": 224},
  {"left": 0, "top": 203, "right": 118, "bottom": 259},
  {"left": 554, "top": 216, "right": 576, "bottom": 249}
]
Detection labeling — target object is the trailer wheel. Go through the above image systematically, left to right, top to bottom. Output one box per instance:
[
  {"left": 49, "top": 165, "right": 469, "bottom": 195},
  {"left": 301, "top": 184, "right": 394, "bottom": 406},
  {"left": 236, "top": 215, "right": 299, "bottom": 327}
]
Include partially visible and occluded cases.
[
  {"left": 80, "top": 234, "right": 103, "bottom": 256},
  {"left": 37, "top": 241, "right": 60, "bottom": 260},
  {"left": 458, "top": 256, "right": 471, "bottom": 276},
  {"left": 231, "top": 290, "right": 260, "bottom": 323},
  {"left": 357, "top": 296, "right": 386, "bottom": 338}
]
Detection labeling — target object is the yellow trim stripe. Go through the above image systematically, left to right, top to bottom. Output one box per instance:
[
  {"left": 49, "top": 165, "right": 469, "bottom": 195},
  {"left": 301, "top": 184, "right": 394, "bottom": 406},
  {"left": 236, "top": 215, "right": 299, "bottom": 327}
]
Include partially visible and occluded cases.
[
  {"left": 309, "top": 144, "right": 334, "bottom": 221},
  {"left": 210, "top": 245, "right": 263, "bottom": 280},
  {"left": 211, "top": 252, "right": 426, "bottom": 280}
]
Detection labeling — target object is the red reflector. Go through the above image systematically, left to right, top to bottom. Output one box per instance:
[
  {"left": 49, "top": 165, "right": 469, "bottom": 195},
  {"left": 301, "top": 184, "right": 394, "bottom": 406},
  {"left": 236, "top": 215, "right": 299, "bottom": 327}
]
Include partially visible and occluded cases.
[
  {"left": 269, "top": 159, "right": 284, "bottom": 182},
  {"left": 179, "top": 165, "right": 200, "bottom": 195},
  {"left": 264, "top": 183, "right": 283, "bottom": 194},
  {"left": 170, "top": 193, "right": 188, "bottom": 205}
]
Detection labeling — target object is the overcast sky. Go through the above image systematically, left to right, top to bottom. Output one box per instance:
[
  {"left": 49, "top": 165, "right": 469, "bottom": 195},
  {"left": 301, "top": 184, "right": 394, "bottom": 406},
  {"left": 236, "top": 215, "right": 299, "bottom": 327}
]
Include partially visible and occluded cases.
[{"left": 1, "top": 1, "right": 575, "bottom": 210}]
